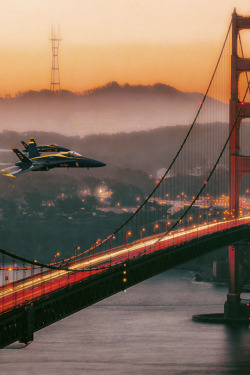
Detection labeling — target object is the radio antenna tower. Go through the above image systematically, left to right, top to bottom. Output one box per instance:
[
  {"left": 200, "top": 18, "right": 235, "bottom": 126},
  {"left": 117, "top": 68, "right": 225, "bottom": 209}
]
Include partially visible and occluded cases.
[{"left": 50, "top": 25, "right": 62, "bottom": 92}]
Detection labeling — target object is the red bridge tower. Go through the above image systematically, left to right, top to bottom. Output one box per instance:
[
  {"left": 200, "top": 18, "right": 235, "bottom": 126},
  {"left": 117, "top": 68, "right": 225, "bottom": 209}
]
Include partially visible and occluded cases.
[{"left": 225, "top": 9, "right": 250, "bottom": 318}]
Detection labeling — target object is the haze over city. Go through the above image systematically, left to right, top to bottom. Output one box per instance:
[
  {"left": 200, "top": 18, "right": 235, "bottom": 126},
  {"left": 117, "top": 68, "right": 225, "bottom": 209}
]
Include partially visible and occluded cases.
[{"left": 0, "top": 0, "right": 250, "bottom": 97}]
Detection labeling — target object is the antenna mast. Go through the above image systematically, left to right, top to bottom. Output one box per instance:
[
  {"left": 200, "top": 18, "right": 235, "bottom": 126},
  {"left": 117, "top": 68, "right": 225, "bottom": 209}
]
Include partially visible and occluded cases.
[{"left": 50, "top": 25, "right": 62, "bottom": 92}]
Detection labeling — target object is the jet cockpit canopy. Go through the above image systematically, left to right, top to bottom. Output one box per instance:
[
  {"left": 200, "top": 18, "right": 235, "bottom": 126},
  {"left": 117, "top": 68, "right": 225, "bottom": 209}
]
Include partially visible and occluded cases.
[{"left": 63, "top": 151, "right": 82, "bottom": 158}]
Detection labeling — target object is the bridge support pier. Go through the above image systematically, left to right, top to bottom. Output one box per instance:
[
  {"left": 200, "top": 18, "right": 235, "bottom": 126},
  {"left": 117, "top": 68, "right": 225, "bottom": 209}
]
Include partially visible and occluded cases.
[
  {"left": 193, "top": 242, "right": 250, "bottom": 324},
  {"left": 224, "top": 242, "right": 250, "bottom": 321},
  {"left": 224, "top": 245, "right": 241, "bottom": 319},
  {"left": 224, "top": 295, "right": 242, "bottom": 320},
  {"left": 19, "top": 302, "right": 34, "bottom": 345}
]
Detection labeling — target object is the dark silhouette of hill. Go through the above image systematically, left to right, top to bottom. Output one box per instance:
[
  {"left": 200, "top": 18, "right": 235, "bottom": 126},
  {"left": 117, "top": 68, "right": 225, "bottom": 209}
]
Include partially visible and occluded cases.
[
  {"left": 85, "top": 81, "right": 187, "bottom": 98},
  {"left": 0, "top": 82, "right": 216, "bottom": 136},
  {"left": 12, "top": 82, "right": 190, "bottom": 99}
]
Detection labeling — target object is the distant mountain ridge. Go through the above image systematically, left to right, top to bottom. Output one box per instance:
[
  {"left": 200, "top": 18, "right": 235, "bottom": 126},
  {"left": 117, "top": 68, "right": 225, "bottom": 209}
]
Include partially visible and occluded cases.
[
  {"left": 85, "top": 81, "right": 188, "bottom": 98},
  {"left": 0, "top": 82, "right": 222, "bottom": 136},
  {"left": 5, "top": 82, "right": 192, "bottom": 100}
]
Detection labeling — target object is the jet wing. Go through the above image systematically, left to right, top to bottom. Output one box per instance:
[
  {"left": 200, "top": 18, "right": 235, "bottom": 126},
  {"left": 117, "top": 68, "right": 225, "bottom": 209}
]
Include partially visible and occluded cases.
[
  {"left": 1, "top": 156, "right": 71, "bottom": 177},
  {"left": 1, "top": 163, "right": 45, "bottom": 177}
]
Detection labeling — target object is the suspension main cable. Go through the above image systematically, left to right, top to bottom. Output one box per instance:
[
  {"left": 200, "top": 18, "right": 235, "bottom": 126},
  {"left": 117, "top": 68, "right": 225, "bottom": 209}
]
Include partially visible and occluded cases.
[
  {"left": 91, "top": 20, "right": 232, "bottom": 251},
  {"left": 140, "top": 84, "right": 249, "bottom": 254},
  {"left": 0, "top": 247, "right": 85, "bottom": 273}
]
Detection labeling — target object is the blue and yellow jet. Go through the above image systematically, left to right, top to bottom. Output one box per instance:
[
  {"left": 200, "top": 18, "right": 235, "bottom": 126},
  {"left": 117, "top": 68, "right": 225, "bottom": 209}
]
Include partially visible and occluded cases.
[
  {"left": 22, "top": 138, "right": 70, "bottom": 157},
  {"left": 1, "top": 146, "right": 106, "bottom": 177}
]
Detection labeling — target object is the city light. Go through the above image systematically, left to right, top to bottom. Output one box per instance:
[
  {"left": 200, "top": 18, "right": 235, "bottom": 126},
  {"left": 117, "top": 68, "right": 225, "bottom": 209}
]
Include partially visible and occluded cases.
[
  {"left": 166, "top": 221, "right": 171, "bottom": 231},
  {"left": 153, "top": 223, "right": 159, "bottom": 235},
  {"left": 140, "top": 228, "right": 145, "bottom": 240},
  {"left": 126, "top": 231, "right": 132, "bottom": 245},
  {"left": 74, "top": 246, "right": 81, "bottom": 258},
  {"left": 53, "top": 252, "right": 60, "bottom": 263}
]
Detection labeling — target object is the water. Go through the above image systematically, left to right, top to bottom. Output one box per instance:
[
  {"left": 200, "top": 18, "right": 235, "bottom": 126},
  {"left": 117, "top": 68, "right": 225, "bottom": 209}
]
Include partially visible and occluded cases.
[{"left": 1, "top": 270, "right": 250, "bottom": 375}]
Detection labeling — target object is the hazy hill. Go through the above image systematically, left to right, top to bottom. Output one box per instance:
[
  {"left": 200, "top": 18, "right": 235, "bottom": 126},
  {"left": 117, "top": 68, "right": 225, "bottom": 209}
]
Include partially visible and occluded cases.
[{"left": 0, "top": 82, "right": 219, "bottom": 136}]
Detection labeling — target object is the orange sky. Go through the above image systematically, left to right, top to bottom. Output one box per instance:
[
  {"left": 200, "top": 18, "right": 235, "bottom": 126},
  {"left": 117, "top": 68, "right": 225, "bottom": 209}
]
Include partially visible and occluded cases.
[{"left": 0, "top": 0, "right": 250, "bottom": 96}]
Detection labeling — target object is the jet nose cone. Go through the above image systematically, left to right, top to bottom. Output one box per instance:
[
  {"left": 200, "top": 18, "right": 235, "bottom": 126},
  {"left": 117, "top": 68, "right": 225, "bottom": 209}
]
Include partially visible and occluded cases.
[
  {"left": 82, "top": 158, "right": 106, "bottom": 168},
  {"left": 92, "top": 160, "right": 106, "bottom": 167}
]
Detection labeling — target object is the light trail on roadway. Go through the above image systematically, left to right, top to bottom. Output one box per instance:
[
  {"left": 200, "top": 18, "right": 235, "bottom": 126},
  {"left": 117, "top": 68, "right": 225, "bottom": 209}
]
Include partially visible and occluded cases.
[{"left": 1, "top": 215, "right": 250, "bottom": 313}]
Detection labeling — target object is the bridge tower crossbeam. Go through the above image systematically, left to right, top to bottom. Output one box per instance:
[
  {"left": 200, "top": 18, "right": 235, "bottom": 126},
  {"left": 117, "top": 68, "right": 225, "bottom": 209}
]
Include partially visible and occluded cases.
[{"left": 226, "top": 9, "right": 250, "bottom": 318}]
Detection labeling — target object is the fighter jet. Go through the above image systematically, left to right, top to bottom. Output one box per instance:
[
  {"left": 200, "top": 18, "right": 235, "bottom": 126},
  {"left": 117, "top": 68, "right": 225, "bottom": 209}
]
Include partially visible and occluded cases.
[
  {"left": 22, "top": 138, "right": 70, "bottom": 157},
  {"left": 1, "top": 148, "right": 106, "bottom": 177}
]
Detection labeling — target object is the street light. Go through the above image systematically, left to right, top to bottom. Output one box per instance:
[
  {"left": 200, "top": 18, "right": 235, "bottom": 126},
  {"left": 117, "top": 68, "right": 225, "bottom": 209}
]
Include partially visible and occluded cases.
[
  {"left": 198, "top": 215, "right": 202, "bottom": 225},
  {"left": 187, "top": 216, "right": 193, "bottom": 227},
  {"left": 177, "top": 219, "right": 182, "bottom": 231},
  {"left": 166, "top": 221, "right": 171, "bottom": 231},
  {"left": 153, "top": 224, "right": 159, "bottom": 235},
  {"left": 140, "top": 228, "right": 145, "bottom": 240},
  {"left": 126, "top": 231, "right": 132, "bottom": 246},
  {"left": 109, "top": 235, "right": 115, "bottom": 249},
  {"left": 95, "top": 239, "right": 101, "bottom": 254},
  {"left": 74, "top": 246, "right": 81, "bottom": 258},
  {"left": 53, "top": 252, "right": 60, "bottom": 263},
  {"left": 5, "top": 267, "right": 12, "bottom": 281}
]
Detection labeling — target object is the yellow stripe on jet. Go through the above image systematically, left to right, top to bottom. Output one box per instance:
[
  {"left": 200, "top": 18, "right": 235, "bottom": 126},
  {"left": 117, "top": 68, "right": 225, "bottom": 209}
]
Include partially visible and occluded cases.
[
  {"left": 32, "top": 154, "right": 75, "bottom": 160},
  {"left": 3, "top": 173, "right": 16, "bottom": 178}
]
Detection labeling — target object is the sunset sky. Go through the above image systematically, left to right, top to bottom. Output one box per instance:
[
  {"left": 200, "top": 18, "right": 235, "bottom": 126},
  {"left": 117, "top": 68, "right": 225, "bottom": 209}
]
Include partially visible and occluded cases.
[{"left": 0, "top": 0, "right": 250, "bottom": 96}]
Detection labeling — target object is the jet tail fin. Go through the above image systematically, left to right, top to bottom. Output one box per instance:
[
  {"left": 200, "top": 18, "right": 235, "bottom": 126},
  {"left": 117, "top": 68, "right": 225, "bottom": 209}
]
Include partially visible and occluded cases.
[
  {"left": 30, "top": 138, "right": 37, "bottom": 146},
  {"left": 27, "top": 140, "right": 40, "bottom": 158},
  {"left": 21, "top": 141, "right": 28, "bottom": 149},
  {"left": 12, "top": 148, "right": 32, "bottom": 164}
]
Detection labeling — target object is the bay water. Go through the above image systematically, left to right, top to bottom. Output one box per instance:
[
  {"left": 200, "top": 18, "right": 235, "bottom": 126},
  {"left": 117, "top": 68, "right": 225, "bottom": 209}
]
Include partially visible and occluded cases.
[{"left": 1, "top": 270, "right": 250, "bottom": 375}]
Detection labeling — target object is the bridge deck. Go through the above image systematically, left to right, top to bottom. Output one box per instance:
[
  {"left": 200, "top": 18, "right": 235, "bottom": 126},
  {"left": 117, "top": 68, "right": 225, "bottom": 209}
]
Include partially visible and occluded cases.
[{"left": 0, "top": 218, "right": 250, "bottom": 348}]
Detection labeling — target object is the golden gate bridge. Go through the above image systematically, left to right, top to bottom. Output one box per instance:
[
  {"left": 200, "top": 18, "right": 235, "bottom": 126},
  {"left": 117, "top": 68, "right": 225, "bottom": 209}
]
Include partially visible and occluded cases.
[{"left": 1, "top": 8, "right": 250, "bottom": 347}]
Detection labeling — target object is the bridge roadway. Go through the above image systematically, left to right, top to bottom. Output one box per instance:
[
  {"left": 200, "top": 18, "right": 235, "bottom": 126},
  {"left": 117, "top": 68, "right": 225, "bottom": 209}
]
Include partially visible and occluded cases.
[
  {"left": 1, "top": 215, "right": 250, "bottom": 314},
  {"left": 1, "top": 216, "right": 250, "bottom": 347}
]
